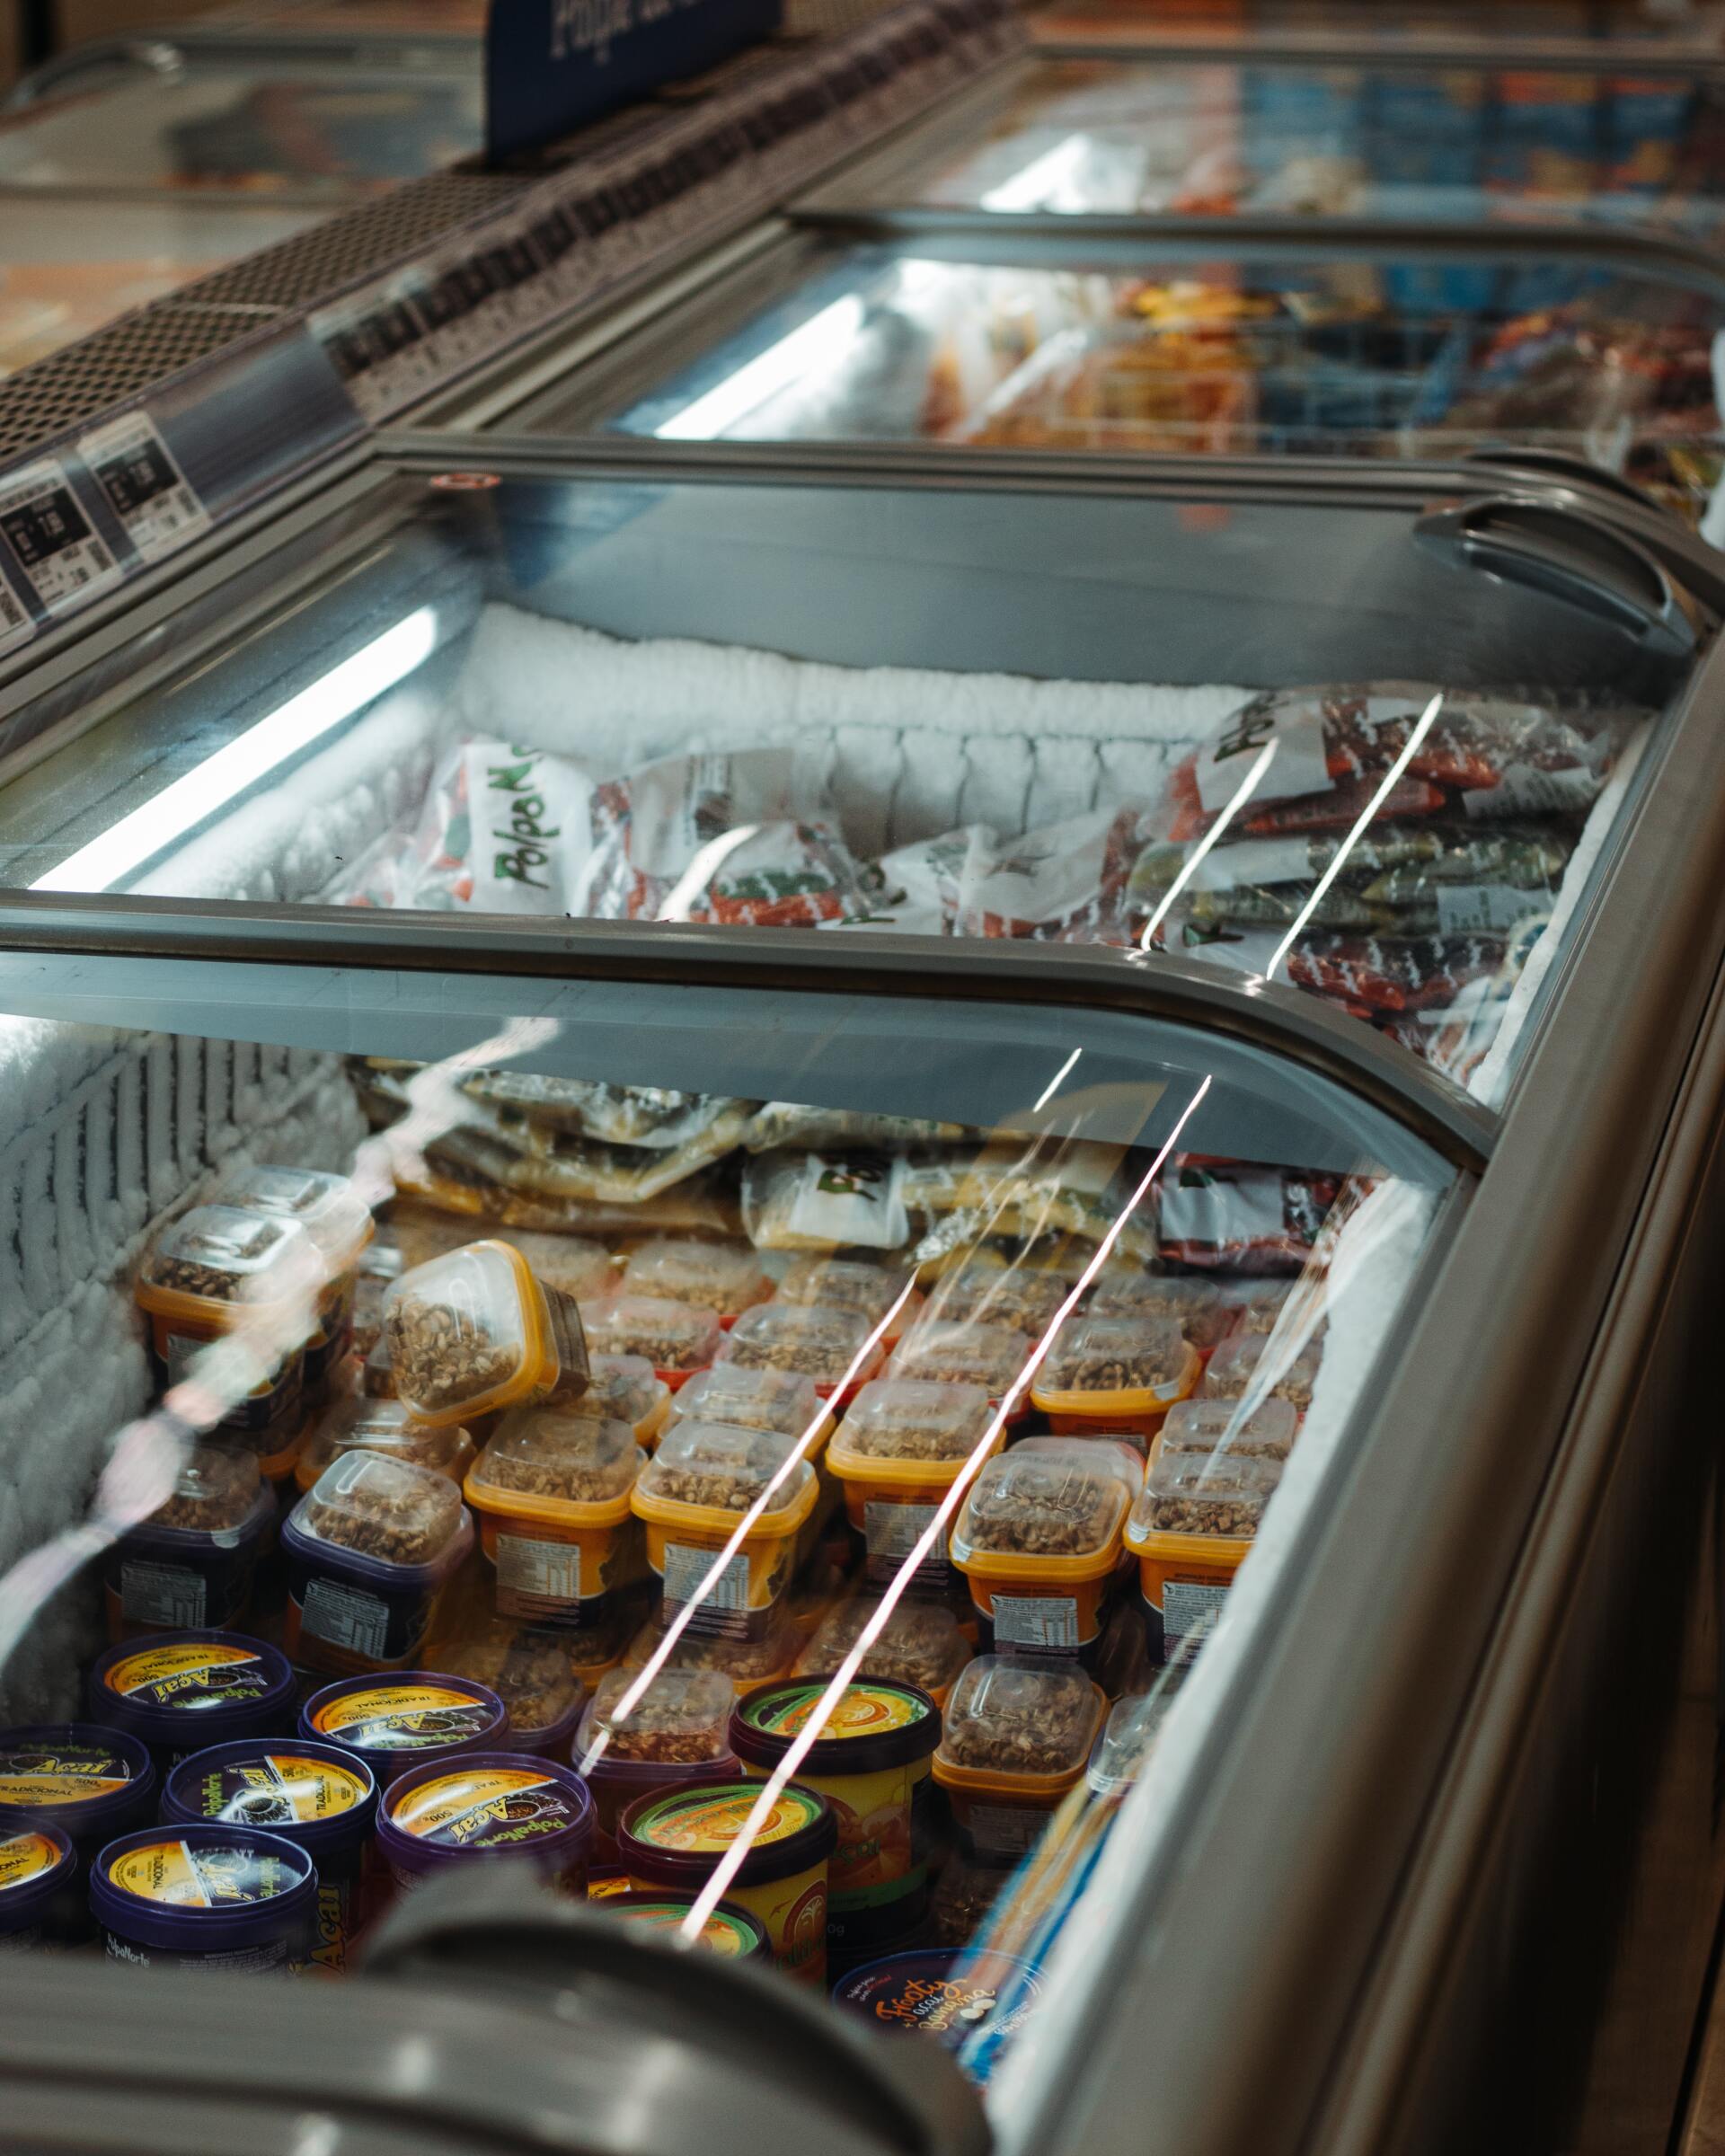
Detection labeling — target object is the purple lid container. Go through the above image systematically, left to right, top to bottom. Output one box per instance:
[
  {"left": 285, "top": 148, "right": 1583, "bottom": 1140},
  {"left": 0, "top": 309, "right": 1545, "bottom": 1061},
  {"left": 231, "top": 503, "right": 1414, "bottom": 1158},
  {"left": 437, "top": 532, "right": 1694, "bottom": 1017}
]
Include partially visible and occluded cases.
[
  {"left": 88, "top": 1633, "right": 296, "bottom": 1762},
  {"left": 299, "top": 1672, "right": 509, "bottom": 1785},
  {"left": 0, "top": 1723, "right": 156, "bottom": 1849},
  {"left": 162, "top": 1739, "right": 378, "bottom": 1866},
  {"left": 376, "top": 1751, "right": 594, "bottom": 1888},
  {"left": 0, "top": 1822, "right": 75, "bottom": 1937},
  {"left": 90, "top": 1824, "right": 316, "bottom": 1957}
]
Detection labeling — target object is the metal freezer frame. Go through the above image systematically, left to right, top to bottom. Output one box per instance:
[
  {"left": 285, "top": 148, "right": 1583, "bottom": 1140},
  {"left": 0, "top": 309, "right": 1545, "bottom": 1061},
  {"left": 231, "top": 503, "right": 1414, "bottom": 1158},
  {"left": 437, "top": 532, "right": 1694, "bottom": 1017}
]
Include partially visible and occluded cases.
[{"left": 0, "top": 428, "right": 1715, "bottom": 2148}]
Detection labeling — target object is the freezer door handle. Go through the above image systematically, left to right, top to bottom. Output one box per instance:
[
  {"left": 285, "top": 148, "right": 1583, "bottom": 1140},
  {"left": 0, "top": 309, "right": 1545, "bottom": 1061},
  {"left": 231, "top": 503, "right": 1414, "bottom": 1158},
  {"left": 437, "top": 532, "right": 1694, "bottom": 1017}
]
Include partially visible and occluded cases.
[
  {"left": 4, "top": 35, "right": 185, "bottom": 110},
  {"left": 1457, "top": 445, "right": 1664, "bottom": 516},
  {"left": 1414, "top": 495, "right": 1698, "bottom": 665},
  {"left": 362, "top": 1869, "right": 992, "bottom": 2156}
]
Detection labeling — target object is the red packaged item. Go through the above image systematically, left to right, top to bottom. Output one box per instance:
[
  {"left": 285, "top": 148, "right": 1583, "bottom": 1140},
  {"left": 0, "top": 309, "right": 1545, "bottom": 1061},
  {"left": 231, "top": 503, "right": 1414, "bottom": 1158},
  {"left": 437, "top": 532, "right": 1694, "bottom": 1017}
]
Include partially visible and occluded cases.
[
  {"left": 683, "top": 820, "right": 874, "bottom": 928},
  {"left": 1284, "top": 934, "right": 1508, "bottom": 1015},
  {"left": 1156, "top": 1161, "right": 1340, "bottom": 1275}
]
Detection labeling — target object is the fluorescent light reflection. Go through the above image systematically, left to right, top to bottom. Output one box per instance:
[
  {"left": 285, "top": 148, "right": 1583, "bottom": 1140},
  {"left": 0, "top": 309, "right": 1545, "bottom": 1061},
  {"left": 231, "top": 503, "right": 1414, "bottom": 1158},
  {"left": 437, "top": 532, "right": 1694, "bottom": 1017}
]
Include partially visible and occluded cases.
[
  {"left": 979, "top": 133, "right": 1092, "bottom": 211},
  {"left": 653, "top": 296, "right": 866, "bottom": 439},
  {"left": 33, "top": 606, "right": 439, "bottom": 896},
  {"left": 1138, "top": 738, "right": 1279, "bottom": 952}
]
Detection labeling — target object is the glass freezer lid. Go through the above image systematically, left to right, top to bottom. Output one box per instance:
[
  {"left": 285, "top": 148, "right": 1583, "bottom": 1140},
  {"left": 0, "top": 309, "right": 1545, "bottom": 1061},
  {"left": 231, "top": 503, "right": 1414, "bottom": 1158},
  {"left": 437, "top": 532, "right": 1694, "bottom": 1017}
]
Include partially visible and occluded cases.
[
  {"left": 1028, "top": 0, "right": 1725, "bottom": 55},
  {"left": 852, "top": 54, "right": 1725, "bottom": 239},
  {"left": 0, "top": 57, "right": 482, "bottom": 197},
  {"left": 0, "top": 195, "right": 319, "bottom": 381},
  {"left": 565, "top": 233, "right": 1725, "bottom": 531},
  {"left": 0, "top": 456, "right": 1694, "bottom": 1110},
  {"left": 0, "top": 900, "right": 1455, "bottom": 2090}
]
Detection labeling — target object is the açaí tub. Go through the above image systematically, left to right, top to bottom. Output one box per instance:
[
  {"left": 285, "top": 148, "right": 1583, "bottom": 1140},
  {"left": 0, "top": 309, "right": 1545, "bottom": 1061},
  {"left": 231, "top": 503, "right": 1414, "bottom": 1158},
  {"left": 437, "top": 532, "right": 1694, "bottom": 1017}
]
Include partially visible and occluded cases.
[
  {"left": 102, "top": 1442, "right": 276, "bottom": 1641},
  {"left": 87, "top": 1634, "right": 296, "bottom": 1772},
  {"left": 573, "top": 1666, "right": 739, "bottom": 1865},
  {"left": 299, "top": 1672, "right": 509, "bottom": 1786},
  {"left": 730, "top": 1677, "right": 940, "bottom": 1953},
  {"left": 163, "top": 1739, "right": 378, "bottom": 1975},
  {"left": 376, "top": 1752, "right": 593, "bottom": 1895},
  {"left": 618, "top": 1777, "right": 836, "bottom": 1985},
  {"left": 0, "top": 1823, "right": 75, "bottom": 1951},
  {"left": 92, "top": 1824, "right": 316, "bottom": 1974},
  {"left": 600, "top": 1889, "right": 767, "bottom": 1959}
]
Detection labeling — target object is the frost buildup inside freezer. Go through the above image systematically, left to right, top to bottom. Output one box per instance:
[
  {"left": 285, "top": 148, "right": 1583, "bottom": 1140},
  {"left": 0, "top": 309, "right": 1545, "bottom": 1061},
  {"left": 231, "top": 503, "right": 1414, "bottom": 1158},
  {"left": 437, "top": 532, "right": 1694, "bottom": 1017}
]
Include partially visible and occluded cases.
[
  {"left": 324, "top": 624, "right": 1650, "bottom": 1094},
  {"left": 0, "top": 958, "right": 1423, "bottom": 2046}
]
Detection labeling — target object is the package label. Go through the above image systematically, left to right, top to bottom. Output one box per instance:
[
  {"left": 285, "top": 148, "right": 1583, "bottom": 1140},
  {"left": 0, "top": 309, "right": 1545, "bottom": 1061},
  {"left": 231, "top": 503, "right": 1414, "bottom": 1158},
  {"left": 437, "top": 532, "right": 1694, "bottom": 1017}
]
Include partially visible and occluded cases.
[
  {"left": 76, "top": 413, "right": 211, "bottom": 565},
  {"left": 0, "top": 459, "right": 120, "bottom": 613},
  {"left": 0, "top": 563, "right": 29, "bottom": 657},
  {"left": 1436, "top": 884, "right": 1550, "bottom": 936},
  {"left": 863, "top": 1500, "right": 949, "bottom": 1585},
  {"left": 495, "top": 1531, "right": 581, "bottom": 1615},
  {"left": 662, "top": 1543, "right": 751, "bottom": 1635},
  {"left": 119, "top": 1560, "right": 208, "bottom": 1630},
  {"left": 1162, "top": 1577, "right": 1229, "bottom": 1664},
  {"left": 300, "top": 1579, "right": 391, "bottom": 1663},
  {"left": 990, "top": 1593, "right": 1081, "bottom": 1652},
  {"left": 964, "top": 1801, "right": 1048, "bottom": 1856}
]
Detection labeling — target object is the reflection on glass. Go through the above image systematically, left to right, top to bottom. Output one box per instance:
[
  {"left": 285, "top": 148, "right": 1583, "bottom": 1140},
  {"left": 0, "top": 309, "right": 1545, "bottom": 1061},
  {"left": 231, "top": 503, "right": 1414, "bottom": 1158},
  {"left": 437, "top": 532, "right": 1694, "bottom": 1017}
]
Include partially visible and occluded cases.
[
  {"left": 604, "top": 246, "right": 1725, "bottom": 528},
  {"left": 0, "top": 963, "right": 1446, "bottom": 2086}
]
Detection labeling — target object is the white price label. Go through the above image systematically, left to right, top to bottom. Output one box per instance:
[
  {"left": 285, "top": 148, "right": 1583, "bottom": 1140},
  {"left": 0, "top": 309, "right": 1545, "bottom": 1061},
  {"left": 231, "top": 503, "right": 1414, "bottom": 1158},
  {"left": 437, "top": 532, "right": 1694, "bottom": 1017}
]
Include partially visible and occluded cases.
[
  {"left": 76, "top": 413, "right": 210, "bottom": 565},
  {"left": 0, "top": 459, "right": 120, "bottom": 614},
  {"left": 0, "top": 562, "right": 31, "bottom": 657},
  {"left": 496, "top": 1531, "right": 581, "bottom": 1616},
  {"left": 300, "top": 1578, "right": 391, "bottom": 1662},
  {"left": 990, "top": 1593, "right": 1081, "bottom": 1652}
]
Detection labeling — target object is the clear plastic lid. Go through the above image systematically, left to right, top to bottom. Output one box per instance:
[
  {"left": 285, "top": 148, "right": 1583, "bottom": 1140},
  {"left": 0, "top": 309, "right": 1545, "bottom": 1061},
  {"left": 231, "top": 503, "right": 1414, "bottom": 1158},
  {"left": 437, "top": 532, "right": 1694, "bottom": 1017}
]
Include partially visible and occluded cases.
[
  {"left": 221, "top": 1166, "right": 372, "bottom": 1269},
  {"left": 139, "top": 1205, "right": 323, "bottom": 1312},
  {"left": 493, "top": 1230, "right": 616, "bottom": 1301},
  {"left": 620, "top": 1238, "right": 769, "bottom": 1315},
  {"left": 384, "top": 1242, "right": 543, "bottom": 1418},
  {"left": 775, "top": 1256, "right": 912, "bottom": 1325},
  {"left": 927, "top": 1257, "right": 1066, "bottom": 1337},
  {"left": 1087, "top": 1273, "right": 1232, "bottom": 1349},
  {"left": 1221, "top": 1280, "right": 1304, "bottom": 1336},
  {"left": 578, "top": 1294, "right": 724, "bottom": 1373},
  {"left": 718, "top": 1303, "right": 882, "bottom": 1387},
  {"left": 1035, "top": 1312, "right": 1193, "bottom": 1398},
  {"left": 887, "top": 1321, "right": 1028, "bottom": 1397},
  {"left": 1201, "top": 1331, "right": 1323, "bottom": 1411},
  {"left": 580, "top": 1354, "right": 666, "bottom": 1429},
  {"left": 668, "top": 1365, "right": 827, "bottom": 1440},
  {"left": 836, "top": 1378, "right": 995, "bottom": 1464},
  {"left": 1157, "top": 1396, "right": 1299, "bottom": 1462},
  {"left": 299, "top": 1401, "right": 476, "bottom": 1490},
  {"left": 471, "top": 1410, "right": 642, "bottom": 1509},
  {"left": 635, "top": 1421, "right": 813, "bottom": 1518},
  {"left": 1013, "top": 1433, "right": 1147, "bottom": 1488},
  {"left": 953, "top": 1440, "right": 1130, "bottom": 1563},
  {"left": 144, "top": 1444, "right": 264, "bottom": 1536},
  {"left": 1131, "top": 1450, "right": 1285, "bottom": 1541},
  {"left": 295, "top": 1451, "right": 468, "bottom": 1569},
  {"left": 800, "top": 1594, "right": 972, "bottom": 1698},
  {"left": 618, "top": 1613, "right": 799, "bottom": 1692},
  {"left": 436, "top": 1621, "right": 584, "bottom": 1737},
  {"left": 939, "top": 1657, "right": 1104, "bottom": 1782},
  {"left": 579, "top": 1666, "right": 735, "bottom": 1767},
  {"left": 1089, "top": 1676, "right": 1188, "bottom": 1797}
]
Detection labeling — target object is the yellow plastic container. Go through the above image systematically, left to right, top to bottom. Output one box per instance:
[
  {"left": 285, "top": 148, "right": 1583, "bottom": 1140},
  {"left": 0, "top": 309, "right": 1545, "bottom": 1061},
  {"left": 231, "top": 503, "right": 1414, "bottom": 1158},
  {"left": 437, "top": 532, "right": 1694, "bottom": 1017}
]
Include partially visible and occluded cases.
[
  {"left": 224, "top": 1166, "right": 374, "bottom": 1397},
  {"left": 619, "top": 1238, "right": 770, "bottom": 1321},
  {"left": 383, "top": 1241, "right": 591, "bottom": 1429},
  {"left": 774, "top": 1256, "right": 921, "bottom": 1344},
  {"left": 1030, "top": 1313, "right": 1199, "bottom": 1439},
  {"left": 582, "top": 1354, "right": 674, "bottom": 1450},
  {"left": 666, "top": 1365, "right": 833, "bottom": 1453},
  {"left": 826, "top": 1377, "right": 999, "bottom": 1588},
  {"left": 296, "top": 1400, "right": 476, "bottom": 1498},
  {"left": 465, "top": 1409, "right": 644, "bottom": 1629},
  {"left": 632, "top": 1422, "right": 818, "bottom": 1639},
  {"left": 949, "top": 1439, "right": 1128, "bottom": 1657},
  {"left": 1125, "top": 1449, "right": 1284, "bottom": 1666},
  {"left": 795, "top": 1593, "right": 972, "bottom": 1712},
  {"left": 619, "top": 1612, "right": 801, "bottom": 1699},
  {"left": 932, "top": 1657, "right": 1105, "bottom": 1859}
]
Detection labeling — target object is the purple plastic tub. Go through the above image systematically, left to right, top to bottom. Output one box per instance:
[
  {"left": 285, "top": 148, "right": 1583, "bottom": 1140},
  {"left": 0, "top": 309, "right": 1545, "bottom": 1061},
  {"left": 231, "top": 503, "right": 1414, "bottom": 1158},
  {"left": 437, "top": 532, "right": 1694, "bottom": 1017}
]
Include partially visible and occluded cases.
[
  {"left": 87, "top": 1633, "right": 296, "bottom": 1772},
  {"left": 299, "top": 1672, "right": 509, "bottom": 1787},
  {"left": 0, "top": 1723, "right": 155, "bottom": 1852},
  {"left": 162, "top": 1739, "right": 379, "bottom": 1975},
  {"left": 376, "top": 1750, "right": 593, "bottom": 1895},
  {"left": 0, "top": 1823, "right": 75, "bottom": 1950},
  {"left": 91, "top": 1823, "right": 317, "bottom": 1973}
]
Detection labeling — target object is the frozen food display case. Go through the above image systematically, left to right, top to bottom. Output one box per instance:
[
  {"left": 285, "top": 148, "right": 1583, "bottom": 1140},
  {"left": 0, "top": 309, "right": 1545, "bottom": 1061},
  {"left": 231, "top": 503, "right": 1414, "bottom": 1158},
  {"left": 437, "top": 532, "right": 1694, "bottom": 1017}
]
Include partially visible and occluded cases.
[
  {"left": 1029, "top": 0, "right": 1725, "bottom": 61},
  {"left": 0, "top": 45, "right": 482, "bottom": 200},
  {"left": 805, "top": 50, "right": 1725, "bottom": 241},
  {"left": 503, "top": 224, "right": 1725, "bottom": 529},
  {"left": 0, "top": 445, "right": 1716, "bottom": 2152}
]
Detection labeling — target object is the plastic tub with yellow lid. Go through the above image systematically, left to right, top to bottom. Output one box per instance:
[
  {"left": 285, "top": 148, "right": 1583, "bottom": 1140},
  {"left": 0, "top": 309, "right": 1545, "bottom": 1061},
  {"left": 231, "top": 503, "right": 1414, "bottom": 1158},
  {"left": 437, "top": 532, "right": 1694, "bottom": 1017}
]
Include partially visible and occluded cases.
[
  {"left": 223, "top": 1165, "right": 373, "bottom": 1399},
  {"left": 620, "top": 1238, "right": 771, "bottom": 1322},
  {"left": 384, "top": 1241, "right": 591, "bottom": 1428},
  {"left": 774, "top": 1255, "right": 920, "bottom": 1342},
  {"left": 924, "top": 1257, "right": 1066, "bottom": 1339},
  {"left": 577, "top": 1294, "right": 723, "bottom": 1392},
  {"left": 717, "top": 1303, "right": 887, "bottom": 1406},
  {"left": 1029, "top": 1312, "right": 1199, "bottom": 1439},
  {"left": 886, "top": 1321, "right": 1031, "bottom": 1423},
  {"left": 1199, "top": 1330, "right": 1323, "bottom": 1414},
  {"left": 581, "top": 1353, "right": 673, "bottom": 1447},
  {"left": 666, "top": 1364, "right": 832, "bottom": 1450},
  {"left": 826, "top": 1377, "right": 998, "bottom": 1589},
  {"left": 295, "top": 1400, "right": 476, "bottom": 1497},
  {"left": 465, "top": 1409, "right": 645, "bottom": 1631},
  {"left": 632, "top": 1421, "right": 818, "bottom": 1639},
  {"left": 950, "top": 1439, "right": 1129, "bottom": 1660},
  {"left": 1126, "top": 1448, "right": 1284, "bottom": 1667},
  {"left": 795, "top": 1594, "right": 972, "bottom": 1710},
  {"left": 619, "top": 1611, "right": 801, "bottom": 1698},
  {"left": 932, "top": 1657, "right": 1105, "bottom": 1860}
]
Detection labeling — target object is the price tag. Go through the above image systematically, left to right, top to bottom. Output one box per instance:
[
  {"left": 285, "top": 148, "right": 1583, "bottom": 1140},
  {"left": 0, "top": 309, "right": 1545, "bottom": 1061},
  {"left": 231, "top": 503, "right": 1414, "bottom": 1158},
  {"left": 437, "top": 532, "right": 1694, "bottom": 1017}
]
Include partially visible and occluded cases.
[
  {"left": 76, "top": 412, "right": 212, "bottom": 566},
  {"left": 0, "top": 459, "right": 121, "bottom": 614},
  {"left": 0, "top": 564, "right": 31, "bottom": 658}
]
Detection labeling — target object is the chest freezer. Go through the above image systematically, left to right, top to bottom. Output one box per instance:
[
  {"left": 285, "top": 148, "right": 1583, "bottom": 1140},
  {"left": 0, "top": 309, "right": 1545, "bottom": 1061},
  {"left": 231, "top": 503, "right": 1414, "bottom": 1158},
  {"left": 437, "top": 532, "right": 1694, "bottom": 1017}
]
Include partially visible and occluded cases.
[
  {"left": 1028, "top": 0, "right": 1725, "bottom": 60},
  {"left": 0, "top": 47, "right": 482, "bottom": 199},
  {"left": 808, "top": 50, "right": 1725, "bottom": 241},
  {"left": 500, "top": 225, "right": 1725, "bottom": 531},
  {"left": 0, "top": 446, "right": 1714, "bottom": 2155}
]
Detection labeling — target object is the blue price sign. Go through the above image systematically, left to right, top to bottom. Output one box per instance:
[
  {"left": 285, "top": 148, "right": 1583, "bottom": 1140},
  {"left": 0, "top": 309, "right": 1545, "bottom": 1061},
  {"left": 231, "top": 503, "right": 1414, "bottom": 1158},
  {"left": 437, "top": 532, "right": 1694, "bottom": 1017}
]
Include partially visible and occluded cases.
[{"left": 486, "top": 0, "right": 784, "bottom": 163}]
